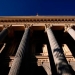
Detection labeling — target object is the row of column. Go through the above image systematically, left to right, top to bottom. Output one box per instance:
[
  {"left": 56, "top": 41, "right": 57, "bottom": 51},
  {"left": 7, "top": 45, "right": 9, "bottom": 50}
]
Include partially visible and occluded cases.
[{"left": 0, "top": 25, "right": 75, "bottom": 75}]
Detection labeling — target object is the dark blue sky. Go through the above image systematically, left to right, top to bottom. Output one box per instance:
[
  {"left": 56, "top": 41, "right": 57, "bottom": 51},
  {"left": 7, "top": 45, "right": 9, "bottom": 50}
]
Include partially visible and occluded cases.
[{"left": 0, "top": 0, "right": 75, "bottom": 16}]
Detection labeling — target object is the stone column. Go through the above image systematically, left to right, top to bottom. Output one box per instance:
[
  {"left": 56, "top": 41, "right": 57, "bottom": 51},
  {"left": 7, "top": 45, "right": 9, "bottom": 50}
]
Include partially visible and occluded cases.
[
  {"left": 8, "top": 24, "right": 31, "bottom": 75},
  {"left": 46, "top": 24, "right": 72, "bottom": 75},
  {"left": 0, "top": 25, "right": 10, "bottom": 42},
  {"left": 65, "top": 25, "right": 75, "bottom": 40},
  {"left": 42, "top": 62, "right": 52, "bottom": 75}
]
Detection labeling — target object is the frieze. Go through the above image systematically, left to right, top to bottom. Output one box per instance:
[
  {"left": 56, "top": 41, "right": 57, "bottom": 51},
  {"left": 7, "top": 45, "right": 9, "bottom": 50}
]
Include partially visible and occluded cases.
[{"left": 0, "top": 16, "right": 75, "bottom": 23}]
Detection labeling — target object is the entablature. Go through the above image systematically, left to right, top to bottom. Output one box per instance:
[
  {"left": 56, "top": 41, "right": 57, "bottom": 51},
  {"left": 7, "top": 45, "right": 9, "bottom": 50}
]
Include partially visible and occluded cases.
[
  {"left": 0, "top": 16, "right": 75, "bottom": 24},
  {"left": 0, "top": 16, "right": 75, "bottom": 31}
]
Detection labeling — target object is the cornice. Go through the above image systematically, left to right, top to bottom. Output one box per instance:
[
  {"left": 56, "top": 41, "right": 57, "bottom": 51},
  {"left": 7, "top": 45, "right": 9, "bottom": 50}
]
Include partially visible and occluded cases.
[{"left": 0, "top": 16, "right": 75, "bottom": 23}]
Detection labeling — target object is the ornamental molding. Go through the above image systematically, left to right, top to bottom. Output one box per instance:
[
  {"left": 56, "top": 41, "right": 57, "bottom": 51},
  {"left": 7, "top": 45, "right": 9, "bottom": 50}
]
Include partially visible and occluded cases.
[
  {"left": 0, "top": 16, "right": 75, "bottom": 23},
  {"left": 24, "top": 23, "right": 33, "bottom": 28},
  {"left": 45, "top": 23, "right": 53, "bottom": 28},
  {"left": 3, "top": 24, "right": 12, "bottom": 28},
  {"left": 64, "top": 24, "right": 74, "bottom": 32}
]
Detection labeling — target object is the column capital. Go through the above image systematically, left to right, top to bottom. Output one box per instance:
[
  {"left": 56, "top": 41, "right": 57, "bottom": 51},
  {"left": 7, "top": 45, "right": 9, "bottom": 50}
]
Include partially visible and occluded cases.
[
  {"left": 24, "top": 23, "right": 33, "bottom": 28},
  {"left": 45, "top": 23, "right": 53, "bottom": 29},
  {"left": 3, "top": 24, "right": 12, "bottom": 29},
  {"left": 45, "top": 24, "right": 53, "bottom": 32},
  {"left": 64, "top": 24, "right": 73, "bottom": 32}
]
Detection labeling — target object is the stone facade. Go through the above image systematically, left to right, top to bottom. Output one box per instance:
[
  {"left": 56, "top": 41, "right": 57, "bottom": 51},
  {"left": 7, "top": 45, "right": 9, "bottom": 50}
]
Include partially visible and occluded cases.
[{"left": 0, "top": 16, "right": 75, "bottom": 75}]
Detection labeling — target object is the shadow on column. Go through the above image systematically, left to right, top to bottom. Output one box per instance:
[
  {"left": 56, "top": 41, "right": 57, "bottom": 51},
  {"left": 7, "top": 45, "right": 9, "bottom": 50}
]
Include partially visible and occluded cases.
[
  {"left": 65, "top": 33, "right": 75, "bottom": 58},
  {"left": 64, "top": 34, "right": 75, "bottom": 75},
  {"left": 18, "top": 37, "right": 47, "bottom": 75},
  {"left": 46, "top": 37, "right": 58, "bottom": 75},
  {"left": 0, "top": 42, "right": 10, "bottom": 75},
  {"left": 19, "top": 54, "right": 47, "bottom": 75}
]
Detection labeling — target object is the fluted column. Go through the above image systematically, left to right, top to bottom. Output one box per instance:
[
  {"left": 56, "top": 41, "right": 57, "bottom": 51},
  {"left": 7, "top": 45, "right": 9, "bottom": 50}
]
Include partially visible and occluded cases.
[
  {"left": 8, "top": 24, "right": 31, "bottom": 75},
  {"left": 0, "top": 25, "right": 10, "bottom": 42},
  {"left": 46, "top": 25, "right": 72, "bottom": 75},
  {"left": 65, "top": 25, "right": 75, "bottom": 40},
  {"left": 42, "top": 62, "right": 52, "bottom": 75}
]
